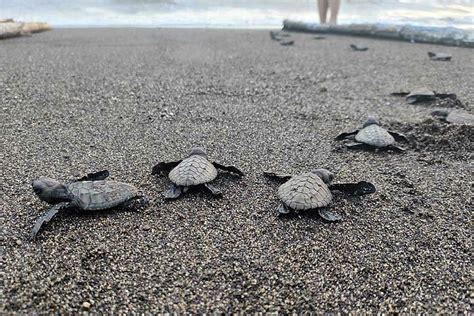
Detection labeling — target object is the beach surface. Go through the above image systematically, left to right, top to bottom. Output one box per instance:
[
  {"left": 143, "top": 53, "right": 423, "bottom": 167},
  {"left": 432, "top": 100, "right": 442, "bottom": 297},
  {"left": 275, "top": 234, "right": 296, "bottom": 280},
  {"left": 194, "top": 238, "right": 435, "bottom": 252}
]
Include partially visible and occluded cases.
[{"left": 1, "top": 28, "right": 472, "bottom": 313}]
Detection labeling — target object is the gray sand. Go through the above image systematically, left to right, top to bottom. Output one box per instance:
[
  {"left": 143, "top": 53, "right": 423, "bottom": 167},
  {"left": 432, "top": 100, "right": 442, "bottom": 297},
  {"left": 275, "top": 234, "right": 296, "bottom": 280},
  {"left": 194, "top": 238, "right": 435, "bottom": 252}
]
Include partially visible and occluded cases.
[{"left": 1, "top": 28, "right": 472, "bottom": 313}]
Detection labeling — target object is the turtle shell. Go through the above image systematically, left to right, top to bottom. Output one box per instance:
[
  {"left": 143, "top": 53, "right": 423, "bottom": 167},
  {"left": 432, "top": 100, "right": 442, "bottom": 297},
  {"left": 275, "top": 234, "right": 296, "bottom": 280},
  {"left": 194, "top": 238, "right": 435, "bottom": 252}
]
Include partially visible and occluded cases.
[
  {"left": 406, "top": 88, "right": 435, "bottom": 104},
  {"left": 447, "top": 110, "right": 474, "bottom": 125},
  {"left": 355, "top": 124, "right": 395, "bottom": 147},
  {"left": 169, "top": 155, "right": 217, "bottom": 186},
  {"left": 278, "top": 173, "right": 332, "bottom": 210},
  {"left": 68, "top": 181, "right": 138, "bottom": 210}
]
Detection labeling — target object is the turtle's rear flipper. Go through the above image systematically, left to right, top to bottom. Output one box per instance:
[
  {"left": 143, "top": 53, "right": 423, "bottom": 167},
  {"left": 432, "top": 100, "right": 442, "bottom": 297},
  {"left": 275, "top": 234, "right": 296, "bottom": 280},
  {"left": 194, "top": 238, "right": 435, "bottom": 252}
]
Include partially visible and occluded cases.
[
  {"left": 335, "top": 130, "right": 359, "bottom": 140},
  {"left": 388, "top": 131, "right": 409, "bottom": 142},
  {"left": 152, "top": 160, "right": 182, "bottom": 175},
  {"left": 213, "top": 162, "right": 244, "bottom": 177},
  {"left": 76, "top": 170, "right": 109, "bottom": 182},
  {"left": 263, "top": 172, "right": 292, "bottom": 183},
  {"left": 329, "top": 181, "right": 376, "bottom": 196},
  {"left": 204, "top": 183, "right": 222, "bottom": 197},
  {"left": 164, "top": 184, "right": 183, "bottom": 199},
  {"left": 30, "top": 202, "right": 69, "bottom": 241},
  {"left": 277, "top": 203, "right": 291, "bottom": 216},
  {"left": 318, "top": 208, "right": 342, "bottom": 222}
]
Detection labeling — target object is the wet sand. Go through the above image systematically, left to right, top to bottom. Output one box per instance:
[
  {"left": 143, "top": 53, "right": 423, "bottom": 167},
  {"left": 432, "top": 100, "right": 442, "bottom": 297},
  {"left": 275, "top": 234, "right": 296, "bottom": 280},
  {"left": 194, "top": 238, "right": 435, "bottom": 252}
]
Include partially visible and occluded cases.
[{"left": 1, "top": 28, "right": 472, "bottom": 313}]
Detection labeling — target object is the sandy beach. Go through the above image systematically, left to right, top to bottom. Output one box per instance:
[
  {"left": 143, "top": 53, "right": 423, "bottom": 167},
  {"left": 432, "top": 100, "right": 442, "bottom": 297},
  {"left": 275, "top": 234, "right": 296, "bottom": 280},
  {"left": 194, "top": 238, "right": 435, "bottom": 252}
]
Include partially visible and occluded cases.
[{"left": 1, "top": 28, "right": 472, "bottom": 313}]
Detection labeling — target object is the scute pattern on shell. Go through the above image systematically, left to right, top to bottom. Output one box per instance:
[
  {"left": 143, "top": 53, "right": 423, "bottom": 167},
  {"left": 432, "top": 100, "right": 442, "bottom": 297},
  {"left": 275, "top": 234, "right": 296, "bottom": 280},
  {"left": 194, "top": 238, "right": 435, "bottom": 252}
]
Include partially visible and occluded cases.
[
  {"left": 355, "top": 124, "right": 395, "bottom": 147},
  {"left": 169, "top": 155, "right": 218, "bottom": 186},
  {"left": 278, "top": 173, "right": 332, "bottom": 210},
  {"left": 68, "top": 181, "right": 138, "bottom": 210}
]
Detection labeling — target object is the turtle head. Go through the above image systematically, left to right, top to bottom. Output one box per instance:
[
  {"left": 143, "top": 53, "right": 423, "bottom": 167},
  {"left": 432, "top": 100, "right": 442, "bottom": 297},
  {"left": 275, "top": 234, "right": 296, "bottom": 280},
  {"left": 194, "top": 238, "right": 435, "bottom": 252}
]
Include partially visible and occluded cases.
[
  {"left": 431, "top": 109, "right": 449, "bottom": 119},
  {"left": 362, "top": 115, "right": 380, "bottom": 128},
  {"left": 189, "top": 147, "right": 207, "bottom": 158},
  {"left": 312, "top": 169, "right": 334, "bottom": 184},
  {"left": 32, "top": 177, "right": 70, "bottom": 204}
]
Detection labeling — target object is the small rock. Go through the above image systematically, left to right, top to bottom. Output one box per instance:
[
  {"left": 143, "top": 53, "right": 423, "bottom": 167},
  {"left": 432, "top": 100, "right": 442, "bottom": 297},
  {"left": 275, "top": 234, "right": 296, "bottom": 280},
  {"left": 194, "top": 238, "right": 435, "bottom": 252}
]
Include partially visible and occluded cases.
[
  {"left": 143, "top": 225, "right": 151, "bottom": 231},
  {"left": 82, "top": 301, "right": 91, "bottom": 309}
]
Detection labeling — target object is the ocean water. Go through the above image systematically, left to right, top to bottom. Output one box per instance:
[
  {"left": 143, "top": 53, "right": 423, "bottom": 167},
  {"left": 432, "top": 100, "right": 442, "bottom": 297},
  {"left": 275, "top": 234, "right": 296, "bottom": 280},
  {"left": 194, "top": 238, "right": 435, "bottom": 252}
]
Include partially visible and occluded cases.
[{"left": 1, "top": 0, "right": 473, "bottom": 29}]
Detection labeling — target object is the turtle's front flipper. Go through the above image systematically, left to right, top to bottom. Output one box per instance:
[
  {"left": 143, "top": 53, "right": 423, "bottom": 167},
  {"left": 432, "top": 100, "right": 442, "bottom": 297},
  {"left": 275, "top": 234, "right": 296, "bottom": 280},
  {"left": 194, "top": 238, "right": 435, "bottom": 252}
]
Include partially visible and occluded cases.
[
  {"left": 335, "top": 130, "right": 359, "bottom": 140},
  {"left": 388, "top": 131, "right": 409, "bottom": 142},
  {"left": 151, "top": 160, "right": 182, "bottom": 175},
  {"left": 212, "top": 162, "right": 244, "bottom": 177},
  {"left": 76, "top": 170, "right": 109, "bottom": 182},
  {"left": 263, "top": 172, "right": 292, "bottom": 183},
  {"left": 329, "top": 181, "right": 376, "bottom": 196},
  {"left": 204, "top": 183, "right": 222, "bottom": 197},
  {"left": 164, "top": 184, "right": 183, "bottom": 199},
  {"left": 30, "top": 202, "right": 70, "bottom": 241},
  {"left": 277, "top": 203, "right": 290, "bottom": 216},
  {"left": 318, "top": 208, "right": 342, "bottom": 222}
]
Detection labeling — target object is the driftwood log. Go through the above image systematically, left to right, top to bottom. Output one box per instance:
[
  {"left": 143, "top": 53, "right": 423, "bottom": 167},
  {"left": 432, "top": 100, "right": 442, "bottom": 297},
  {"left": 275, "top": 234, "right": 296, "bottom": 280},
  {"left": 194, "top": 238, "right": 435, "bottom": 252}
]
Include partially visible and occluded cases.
[{"left": 0, "top": 19, "right": 51, "bottom": 39}]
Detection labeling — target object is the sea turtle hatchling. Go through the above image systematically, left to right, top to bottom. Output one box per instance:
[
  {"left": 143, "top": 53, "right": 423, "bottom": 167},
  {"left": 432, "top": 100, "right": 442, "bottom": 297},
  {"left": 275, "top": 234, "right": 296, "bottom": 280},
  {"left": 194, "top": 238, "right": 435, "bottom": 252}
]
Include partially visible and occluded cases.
[
  {"left": 350, "top": 44, "right": 368, "bottom": 51},
  {"left": 428, "top": 52, "right": 452, "bottom": 61},
  {"left": 431, "top": 108, "right": 474, "bottom": 125},
  {"left": 335, "top": 115, "right": 408, "bottom": 152},
  {"left": 151, "top": 147, "right": 244, "bottom": 199},
  {"left": 264, "top": 169, "right": 376, "bottom": 220},
  {"left": 30, "top": 170, "right": 148, "bottom": 240}
]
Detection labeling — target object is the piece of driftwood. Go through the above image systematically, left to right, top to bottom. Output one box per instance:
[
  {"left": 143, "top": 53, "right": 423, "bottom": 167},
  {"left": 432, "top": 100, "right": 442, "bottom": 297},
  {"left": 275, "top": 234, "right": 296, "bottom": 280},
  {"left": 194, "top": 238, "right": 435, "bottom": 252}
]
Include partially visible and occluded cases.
[
  {"left": 0, "top": 19, "right": 51, "bottom": 39},
  {"left": 282, "top": 20, "right": 474, "bottom": 48}
]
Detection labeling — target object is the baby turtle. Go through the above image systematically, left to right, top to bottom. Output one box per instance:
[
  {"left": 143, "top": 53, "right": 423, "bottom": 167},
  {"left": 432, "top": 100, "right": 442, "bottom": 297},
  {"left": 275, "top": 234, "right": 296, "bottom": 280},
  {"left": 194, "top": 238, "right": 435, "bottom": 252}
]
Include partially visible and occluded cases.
[
  {"left": 350, "top": 44, "right": 368, "bottom": 51},
  {"left": 428, "top": 52, "right": 452, "bottom": 61},
  {"left": 392, "top": 88, "right": 457, "bottom": 104},
  {"left": 406, "top": 88, "right": 436, "bottom": 104},
  {"left": 431, "top": 108, "right": 474, "bottom": 125},
  {"left": 335, "top": 115, "right": 408, "bottom": 152},
  {"left": 151, "top": 147, "right": 244, "bottom": 199},
  {"left": 264, "top": 169, "right": 376, "bottom": 220},
  {"left": 30, "top": 170, "right": 147, "bottom": 240}
]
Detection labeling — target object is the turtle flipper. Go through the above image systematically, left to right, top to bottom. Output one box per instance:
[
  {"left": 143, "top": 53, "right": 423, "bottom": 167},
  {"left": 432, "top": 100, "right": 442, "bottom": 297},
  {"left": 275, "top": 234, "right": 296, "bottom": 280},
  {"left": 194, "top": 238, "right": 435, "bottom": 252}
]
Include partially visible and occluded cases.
[
  {"left": 335, "top": 130, "right": 359, "bottom": 140},
  {"left": 388, "top": 131, "right": 409, "bottom": 142},
  {"left": 345, "top": 143, "right": 372, "bottom": 150},
  {"left": 387, "top": 145, "right": 406, "bottom": 153},
  {"left": 151, "top": 160, "right": 182, "bottom": 175},
  {"left": 212, "top": 162, "right": 244, "bottom": 177},
  {"left": 76, "top": 170, "right": 109, "bottom": 182},
  {"left": 263, "top": 172, "right": 292, "bottom": 183},
  {"left": 329, "top": 181, "right": 376, "bottom": 196},
  {"left": 204, "top": 183, "right": 222, "bottom": 197},
  {"left": 164, "top": 184, "right": 183, "bottom": 199},
  {"left": 30, "top": 202, "right": 70, "bottom": 240},
  {"left": 277, "top": 203, "right": 290, "bottom": 215},
  {"left": 318, "top": 208, "right": 342, "bottom": 222}
]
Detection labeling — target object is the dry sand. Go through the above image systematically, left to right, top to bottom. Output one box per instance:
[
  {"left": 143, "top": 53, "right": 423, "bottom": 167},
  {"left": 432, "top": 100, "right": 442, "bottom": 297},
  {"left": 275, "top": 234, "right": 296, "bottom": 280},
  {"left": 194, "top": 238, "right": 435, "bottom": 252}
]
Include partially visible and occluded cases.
[{"left": 1, "top": 28, "right": 472, "bottom": 313}]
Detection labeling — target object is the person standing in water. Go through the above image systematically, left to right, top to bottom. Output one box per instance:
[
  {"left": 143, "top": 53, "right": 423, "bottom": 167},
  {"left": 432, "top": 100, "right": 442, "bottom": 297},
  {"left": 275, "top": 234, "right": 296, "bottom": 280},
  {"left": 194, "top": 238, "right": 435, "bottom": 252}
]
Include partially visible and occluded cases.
[{"left": 318, "top": 0, "right": 341, "bottom": 24}]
